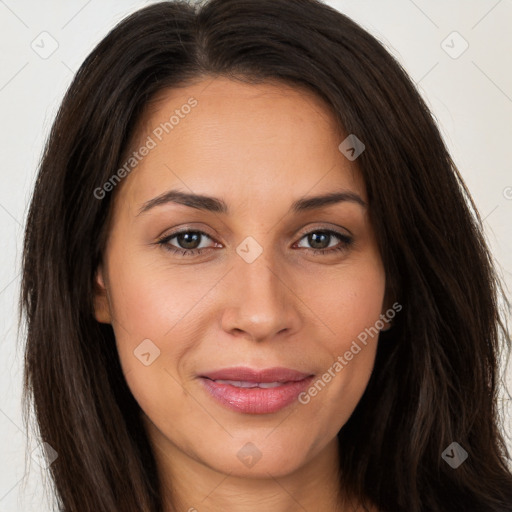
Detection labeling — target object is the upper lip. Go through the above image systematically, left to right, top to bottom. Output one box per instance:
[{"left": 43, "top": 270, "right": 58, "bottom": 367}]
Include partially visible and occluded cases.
[{"left": 199, "top": 366, "right": 313, "bottom": 383}]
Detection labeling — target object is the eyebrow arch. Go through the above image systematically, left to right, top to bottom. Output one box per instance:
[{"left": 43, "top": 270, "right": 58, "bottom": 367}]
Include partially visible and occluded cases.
[
  {"left": 137, "top": 189, "right": 367, "bottom": 216},
  {"left": 291, "top": 191, "right": 367, "bottom": 212}
]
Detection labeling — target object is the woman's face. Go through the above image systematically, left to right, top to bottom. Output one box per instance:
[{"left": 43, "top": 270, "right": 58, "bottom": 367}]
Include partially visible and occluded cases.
[{"left": 94, "top": 77, "right": 388, "bottom": 481}]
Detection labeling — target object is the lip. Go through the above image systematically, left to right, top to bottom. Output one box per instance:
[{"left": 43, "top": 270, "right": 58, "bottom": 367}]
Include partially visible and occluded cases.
[
  {"left": 198, "top": 366, "right": 315, "bottom": 414},
  {"left": 199, "top": 366, "right": 312, "bottom": 383}
]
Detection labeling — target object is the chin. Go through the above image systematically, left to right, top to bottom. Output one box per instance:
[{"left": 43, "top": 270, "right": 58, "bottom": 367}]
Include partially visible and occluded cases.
[{"left": 200, "top": 438, "right": 311, "bottom": 479}]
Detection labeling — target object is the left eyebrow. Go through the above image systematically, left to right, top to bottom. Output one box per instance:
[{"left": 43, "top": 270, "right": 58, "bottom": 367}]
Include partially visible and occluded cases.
[
  {"left": 136, "top": 189, "right": 367, "bottom": 216},
  {"left": 291, "top": 191, "right": 367, "bottom": 212}
]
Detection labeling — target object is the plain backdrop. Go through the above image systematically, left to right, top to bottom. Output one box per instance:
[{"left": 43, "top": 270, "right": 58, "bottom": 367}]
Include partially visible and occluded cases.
[{"left": 1, "top": 1, "right": 511, "bottom": 510}]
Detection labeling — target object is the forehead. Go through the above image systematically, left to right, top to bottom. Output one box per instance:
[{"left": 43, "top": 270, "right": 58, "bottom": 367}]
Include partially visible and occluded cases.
[{"left": 115, "top": 77, "right": 366, "bottom": 213}]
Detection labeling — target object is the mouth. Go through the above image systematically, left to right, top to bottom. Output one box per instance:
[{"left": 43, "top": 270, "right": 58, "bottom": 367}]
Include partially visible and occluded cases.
[
  {"left": 198, "top": 366, "right": 315, "bottom": 414},
  {"left": 199, "top": 366, "right": 312, "bottom": 383},
  {"left": 205, "top": 379, "right": 291, "bottom": 389}
]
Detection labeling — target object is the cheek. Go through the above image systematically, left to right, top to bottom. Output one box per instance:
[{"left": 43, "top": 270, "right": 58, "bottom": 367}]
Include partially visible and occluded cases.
[
  {"left": 106, "top": 245, "right": 224, "bottom": 344},
  {"left": 104, "top": 250, "right": 226, "bottom": 412},
  {"left": 309, "top": 258, "right": 386, "bottom": 352},
  {"left": 298, "top": 260, "right": 385, "bottom": 425}
]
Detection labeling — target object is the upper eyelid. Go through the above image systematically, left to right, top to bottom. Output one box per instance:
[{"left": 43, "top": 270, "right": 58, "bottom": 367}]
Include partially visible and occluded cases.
[
  {"left": 295, "top": 224, "right": 351, "bottom": 238},
  {"left": 161, "top": 226, "right": 350, "bottom": 247},
  {"left": 161, "top": 228, "right": 216, "bottom": 243}
]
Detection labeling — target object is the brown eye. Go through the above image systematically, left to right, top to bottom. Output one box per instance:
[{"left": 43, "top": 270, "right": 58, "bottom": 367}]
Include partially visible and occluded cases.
[
  {"left": 157, "top": 230, "right": 218, "bottom": 256},
  {"left": 296, "top": 230, "right": 353, "bottom": 254},
  {"left": 174, "top": 231, "right": 203, "bottom": 250},
  {"left": 307, "top": 232, "right": 331, "bottom": 249}
]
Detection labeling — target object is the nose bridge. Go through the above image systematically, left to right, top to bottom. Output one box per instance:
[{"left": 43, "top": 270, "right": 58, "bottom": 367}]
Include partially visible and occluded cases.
[
  {"left": 221, "top": 242, "right": 300, "bottom": 340},
  {"left": 240, "top": 251, "right": 282, "bottom": 303}
]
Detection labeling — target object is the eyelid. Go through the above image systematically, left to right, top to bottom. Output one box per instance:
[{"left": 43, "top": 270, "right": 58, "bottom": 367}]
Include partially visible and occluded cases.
[
  {"left": 156, "top": 223, "right": 353, "bottom": 256},
  {"left": 158, "top": 223, "right": 350, "bottom": 244},
  {"left": 295, "top": 223, "right": 351, "bottom": 239},
  {"left": 157, "top": 224, "right": 220, "bottom": 241},
  {"left": 157, "top": 228, "right": 221, "bottom": 248}
]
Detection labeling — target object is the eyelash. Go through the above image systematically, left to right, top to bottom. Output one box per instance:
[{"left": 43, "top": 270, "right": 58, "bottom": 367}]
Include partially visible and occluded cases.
[{"left": 156, "top": 229, "right": 353, "bottom": 257}]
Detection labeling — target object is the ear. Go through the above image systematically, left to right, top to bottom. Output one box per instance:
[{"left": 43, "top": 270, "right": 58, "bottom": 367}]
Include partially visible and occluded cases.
[{"left": 93, "top": 264, "right": 112, "bottom": 324}]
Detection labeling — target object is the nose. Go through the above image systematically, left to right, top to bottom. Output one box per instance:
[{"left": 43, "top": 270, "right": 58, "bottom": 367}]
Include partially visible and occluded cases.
[{"left": 220, "top": 250, "right": 303, "bottom": 342}]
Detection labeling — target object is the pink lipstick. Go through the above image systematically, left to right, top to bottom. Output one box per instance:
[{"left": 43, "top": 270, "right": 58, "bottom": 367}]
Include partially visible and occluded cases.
[{"left": 198, "top": 366, "right": 314, "bottom": 414}]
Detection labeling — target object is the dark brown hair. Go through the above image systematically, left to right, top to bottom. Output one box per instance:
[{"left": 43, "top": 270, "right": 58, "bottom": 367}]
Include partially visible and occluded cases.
[{"left": 21, "top": 0, "right": 512, "bottom": 511}]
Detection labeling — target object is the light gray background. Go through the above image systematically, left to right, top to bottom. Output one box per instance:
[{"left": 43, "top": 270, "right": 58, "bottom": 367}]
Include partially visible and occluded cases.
[{"left": 1, "top": 1, "right": 511, "bottom": 510}]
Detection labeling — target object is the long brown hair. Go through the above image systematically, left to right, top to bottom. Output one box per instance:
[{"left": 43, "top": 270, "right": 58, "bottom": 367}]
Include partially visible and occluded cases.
[{"left": 21, "top": 0, "right": 512, "bottom": 510}]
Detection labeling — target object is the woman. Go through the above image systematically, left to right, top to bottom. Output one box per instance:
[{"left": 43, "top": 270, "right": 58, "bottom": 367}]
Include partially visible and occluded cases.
[{"left": 21, "top": 0, "right": 512, "bottom": 511}]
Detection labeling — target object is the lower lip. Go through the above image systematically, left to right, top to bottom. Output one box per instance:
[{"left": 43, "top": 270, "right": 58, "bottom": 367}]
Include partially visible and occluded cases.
[{"left": 199, "top": 376, "right": 315, "bottom": 414}]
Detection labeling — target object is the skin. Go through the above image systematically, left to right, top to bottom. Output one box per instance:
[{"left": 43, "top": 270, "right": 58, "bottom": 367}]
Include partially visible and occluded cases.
[{"left": 94, "top": 76, "right": 388, "bottom": 512}]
